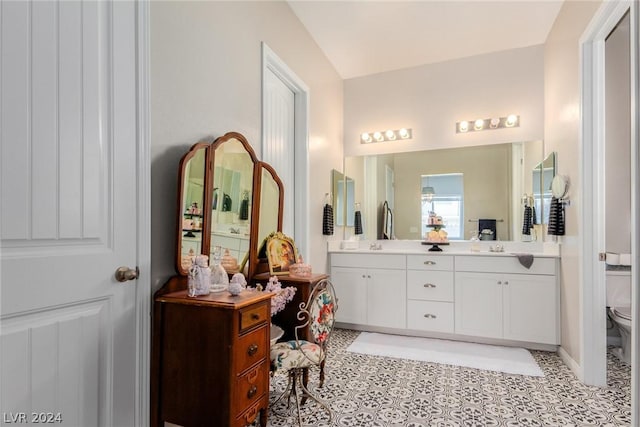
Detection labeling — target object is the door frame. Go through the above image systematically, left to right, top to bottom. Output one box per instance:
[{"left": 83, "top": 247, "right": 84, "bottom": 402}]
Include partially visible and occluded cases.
[
  {"left": 134, "top": 0, "right": 151, "bottom": 425},
  {"left": 579, "top": 0, "right": 638, "bottom": 415},
  {"left": 261, "top": 43, "right": 310, "bottom": 260}
]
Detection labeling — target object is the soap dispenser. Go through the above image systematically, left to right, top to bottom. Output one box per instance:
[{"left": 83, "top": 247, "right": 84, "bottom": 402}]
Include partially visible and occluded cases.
[{"left": 470, "top": 231, "right": 480, "bottom": 252}]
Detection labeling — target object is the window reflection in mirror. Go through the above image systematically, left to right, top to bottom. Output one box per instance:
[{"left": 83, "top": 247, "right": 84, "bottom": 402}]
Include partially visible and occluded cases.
[
  {"left": 210, "top": 138, "right": 254, "bottom": 269},
  {"left": 345, "top": 140, "right": 544, "bottom": 241},
  {"left": 532, "top": 152, "right": 556, "bottom": 225},
  {"left": 332, "top": 169, "right": 355, "bottom": 227},
  {"left": 421, "top": 174, "right": 464, "bottom": 239}
]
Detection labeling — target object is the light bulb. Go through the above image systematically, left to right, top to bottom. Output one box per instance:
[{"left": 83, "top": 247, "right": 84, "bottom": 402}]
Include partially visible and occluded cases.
[
  {"left": 505, "top": 114, "right": 518, "bottom": 127},
  {"left": 490, "top": 118, "right": 500, "bottom": 128},
  {"left": 474, "top": 119, "right": 484, "bottom": 130},
  {"left": 458, "top": 121, "right": 469, "bottom": 133},
  {"left": 399, "top": 128, "right": 410, "bottom": 139},
  {"left": 385, "top": 130, "right": 396, "bottom": 140},
  {"left": 373, "top": 131, "right": 383, "bottom": 142},
  {"left": 361, "top": 132, "right": 372, "bottom": 143}
]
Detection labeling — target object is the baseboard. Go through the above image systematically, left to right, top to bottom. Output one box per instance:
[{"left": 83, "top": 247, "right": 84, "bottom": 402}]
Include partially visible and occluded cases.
[{"left": 558, "top": 346, "right": 582, "bottom": 380}]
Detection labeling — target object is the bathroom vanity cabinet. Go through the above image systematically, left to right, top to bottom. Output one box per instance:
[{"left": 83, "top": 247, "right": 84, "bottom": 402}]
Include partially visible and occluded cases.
[
  {"left": 329, "top": 245, "right": 560, "bottom": 349},
  {"left": 331, "top": 253, "right": 406, "bottom": 329}
]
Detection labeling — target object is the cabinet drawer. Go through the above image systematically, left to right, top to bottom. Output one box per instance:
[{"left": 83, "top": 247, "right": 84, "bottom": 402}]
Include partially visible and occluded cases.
[
  {"left": 331, "top": 253, "right": 406, "bottom": 269},
  {"left": 407, "top": 255, "right": 454, "bottom": 271},
  {"left": 455, "top": 255, "right": 556, "bottom": 275},
  {"left": 407, "top": 270, "right": 454, "bottom": 302},
  {"left": 407, "top": 300, "right": 454, "bottom": 333},
  {"left": 240, "top": 302, "right": 269, "bottom": 332},
  {"left": 236, "top": 325, "right": 268, "bottom": 374},
  {"left": 233, "top": 362, "right": 268, "bottom": 415},
  {"left": 234, "top": 400, "right": 262, "bottom": 427}
]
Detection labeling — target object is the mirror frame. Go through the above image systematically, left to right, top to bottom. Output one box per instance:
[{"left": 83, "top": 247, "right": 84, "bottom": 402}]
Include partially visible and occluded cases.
[
  {"left": 174, "top": 132, "right": 285, "bottom": 281},
  {"left": 175, "top": 142, "right": 211, "bottom": 275},
  {"left": 247, "top": 161, "right": 284, "bottom": 278}
]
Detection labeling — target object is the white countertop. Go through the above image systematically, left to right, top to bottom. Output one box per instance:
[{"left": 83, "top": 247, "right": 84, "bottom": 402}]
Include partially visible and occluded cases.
[{"left": 327, "top": 239, "right": 560, "bottom": 258}]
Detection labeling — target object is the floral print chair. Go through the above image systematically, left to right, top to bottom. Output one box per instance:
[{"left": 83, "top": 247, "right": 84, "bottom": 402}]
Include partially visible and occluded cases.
[{"left": 269, "top": 279, "right": 338, "bottom": 425}]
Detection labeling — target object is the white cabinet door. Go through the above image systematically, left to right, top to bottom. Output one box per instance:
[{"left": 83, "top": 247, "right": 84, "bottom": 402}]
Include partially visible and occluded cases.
[
  {"left": 331, "top": 266, "right": 368, "bottom": 324},
  {"left": 367, "top": 269, "right": 406, "bottom": 328},
  {"left": 455, "top": 272, "right": 503, "bottom": 339},
  {"left": 503, "top": 274, "right": 559, "bottom": 344}
]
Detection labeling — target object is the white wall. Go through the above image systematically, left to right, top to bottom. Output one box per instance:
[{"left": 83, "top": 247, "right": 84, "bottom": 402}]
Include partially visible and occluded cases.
[
  {"left": 544, "top": 0, "right": 602, "bottom": 365},
  {"left": 150, "top": 2, "right": 343, "bottom": 291},
  {"left": 344, "top": 45, "right": 544, "bottom": 157}
]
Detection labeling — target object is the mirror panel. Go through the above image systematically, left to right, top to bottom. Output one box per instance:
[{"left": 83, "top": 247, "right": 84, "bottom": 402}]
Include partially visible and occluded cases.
[
  {"left": 208, "top": 135, "right": 257, "bottom": 271},
  {"left": 344, "top": 140, "right": 544, "bottom": 241},
  {"left": 176, "top": 143, "right": 208, "bottom": 275},
  {"left": 532, "top": 151, "right": 556, "bottom": 225},
  {"left": 249, "top": 162, "right": 284, "bottom": 277},
  {"left": 332, "top": 169, "right": 355, "bottom": 227}
]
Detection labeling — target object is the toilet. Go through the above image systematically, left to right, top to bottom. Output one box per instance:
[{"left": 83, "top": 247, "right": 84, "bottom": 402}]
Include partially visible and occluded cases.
[{"left": 606, "top": 271, "right": 632, "bottom": 364}]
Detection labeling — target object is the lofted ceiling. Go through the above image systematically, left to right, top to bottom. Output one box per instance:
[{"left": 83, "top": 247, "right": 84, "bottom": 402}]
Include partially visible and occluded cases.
[{"left": 287, "top": 0, "right": 565, "bottom": 79}]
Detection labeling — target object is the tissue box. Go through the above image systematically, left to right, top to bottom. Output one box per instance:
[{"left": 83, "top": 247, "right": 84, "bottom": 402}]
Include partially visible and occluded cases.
[{"left": 340, "top": 240, "right": 359, "bottom": 250}]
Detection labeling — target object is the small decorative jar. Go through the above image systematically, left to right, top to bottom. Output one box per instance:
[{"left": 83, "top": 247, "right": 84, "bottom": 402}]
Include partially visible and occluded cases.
[
  {"left": 188, "top": 255, "right": 211, "bottom": 297},
  {"left": 289, "top": 256, "right": 312, "bottom": 279},
  {"left": 228, "top": 273, "right": 247, "bottom": 296}
]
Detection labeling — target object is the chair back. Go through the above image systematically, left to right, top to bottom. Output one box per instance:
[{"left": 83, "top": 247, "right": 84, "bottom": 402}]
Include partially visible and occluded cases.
[{"left": 294, "top": 279, "right": 338, "bottom": 361}]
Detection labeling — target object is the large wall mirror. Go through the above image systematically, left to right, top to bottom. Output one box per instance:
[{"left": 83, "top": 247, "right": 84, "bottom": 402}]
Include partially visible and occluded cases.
[
  {"left": 175, "top": 132, "right": 284, "bottom": 280},
  {"left": 344, "top": 140, "right": 545, "bottom": 242}
]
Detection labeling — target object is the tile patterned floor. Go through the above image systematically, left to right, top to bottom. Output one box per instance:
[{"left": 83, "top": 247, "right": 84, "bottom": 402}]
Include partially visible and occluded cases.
[{"left": 264, "top": 329, "right": 632, "bottom": 426}]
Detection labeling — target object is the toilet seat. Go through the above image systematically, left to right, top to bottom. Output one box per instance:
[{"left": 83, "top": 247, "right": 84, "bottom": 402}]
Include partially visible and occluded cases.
[{"left": 612, "top": 306, "right": 632, "bottom": 321}]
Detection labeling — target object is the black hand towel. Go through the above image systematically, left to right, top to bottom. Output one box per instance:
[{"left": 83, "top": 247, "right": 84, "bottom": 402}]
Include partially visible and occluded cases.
[
  {"left": 547, "top": 197, "right": 565, "bottom": 236},
  {"left": 239, "top": 198, "right": 249, "bottom": 220},
  {"left": 322, "top": 203, "right": 334, "bottom": 235},
  {"left": 522, "top": 206, "right": 532, "bottom": 235},
  {"left": 354, "top": 211, "right": 363, "bottom": 235},
  {"left": 478, "top": 219, "right": 497, "bottom": 240}
]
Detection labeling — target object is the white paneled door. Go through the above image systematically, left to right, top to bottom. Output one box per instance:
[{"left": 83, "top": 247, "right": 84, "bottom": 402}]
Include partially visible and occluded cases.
[{"left": 1, "top": 1, "right": 143, "bottom": 426}]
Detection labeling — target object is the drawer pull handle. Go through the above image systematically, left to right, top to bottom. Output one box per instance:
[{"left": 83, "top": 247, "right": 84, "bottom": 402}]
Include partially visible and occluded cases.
[
  {"left": 424, "top": 260, "right": 436, "bottom": 265},
  {"left": 498, "top": 281, "right": 502, "bottom": 285},
  {"left": 504, "top": 281, "right": 509, "bottom": 285},
  {"left": 423, "top": 283, "right": 436, "bottom": 288},
  {"left": 251, "top": 313, "right": 260, "bottom": 320},
  {"left": 424, "top": 314, "right": 437, "bottom": 319},
  {"left": 247, "top": 344, "right": 259, "bottom": 356},
  {"left": 247, "top": 385, "right": 258, "bottom": 399},
  {"left": 244, "top": 406, "right": 257, "bottom": 423}
]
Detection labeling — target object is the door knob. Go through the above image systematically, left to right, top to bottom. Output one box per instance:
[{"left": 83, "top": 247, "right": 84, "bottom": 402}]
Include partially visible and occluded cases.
[{"left": 115, "top": 266, "right": 139, "bottom": 282}]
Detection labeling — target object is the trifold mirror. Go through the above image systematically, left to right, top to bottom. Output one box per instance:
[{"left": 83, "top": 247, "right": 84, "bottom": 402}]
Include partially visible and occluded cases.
[{"left": 176, "top": 132, "right": 284, "bottom": 280}]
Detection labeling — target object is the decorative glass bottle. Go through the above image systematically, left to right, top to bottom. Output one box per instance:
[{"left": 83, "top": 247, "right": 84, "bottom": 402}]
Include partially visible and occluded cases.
[{"left": 210, "top": 245, "right": 229, "bottom": 292}]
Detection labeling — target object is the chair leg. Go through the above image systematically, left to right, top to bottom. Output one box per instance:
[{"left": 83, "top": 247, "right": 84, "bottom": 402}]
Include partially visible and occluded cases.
[
  {"left": 319, "top": 359, "right": 326, "bottom": 387},
  {"left": 270, "top": 368, "right": 332, "bottom": 425},
  {"left": 298, "top": 371, "right": 332, "bottom": 423}
]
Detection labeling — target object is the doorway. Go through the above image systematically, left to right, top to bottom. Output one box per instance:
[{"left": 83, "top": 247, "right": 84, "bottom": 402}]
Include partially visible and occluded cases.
[
  {"left": 580, "top": 0, "right": 638, "bottom": 423},
  {"left": 261, "top": 43, "right": 310, "bottom": 260}
]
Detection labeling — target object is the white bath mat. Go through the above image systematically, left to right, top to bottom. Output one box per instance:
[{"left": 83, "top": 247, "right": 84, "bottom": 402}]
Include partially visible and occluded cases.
[{"left": 346, "top": 332, "right": 543, "bottom": 377}]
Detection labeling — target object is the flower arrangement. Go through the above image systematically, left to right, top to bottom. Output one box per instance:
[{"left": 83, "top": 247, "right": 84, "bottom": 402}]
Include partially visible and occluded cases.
[{"left": 256, "top": 276, "right": 297, "bottom": 316}]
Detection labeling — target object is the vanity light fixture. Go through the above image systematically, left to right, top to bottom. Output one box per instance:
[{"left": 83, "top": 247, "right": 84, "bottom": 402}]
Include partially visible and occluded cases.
[
  {"left": 456, "top": 115, "right": 520, "bottom": 134},
  {"left": 360, "top": 128, "right": 413, "bottom": 144}
]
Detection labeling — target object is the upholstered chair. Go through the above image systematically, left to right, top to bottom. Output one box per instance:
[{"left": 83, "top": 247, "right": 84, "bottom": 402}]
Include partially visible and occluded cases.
[{"left": 269, "top": 279, "right": 338, "bottom": 425}]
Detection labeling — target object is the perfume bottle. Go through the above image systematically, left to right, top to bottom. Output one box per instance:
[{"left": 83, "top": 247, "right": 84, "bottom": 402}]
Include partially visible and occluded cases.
[
  {"left": 470, "top": 231, "right": 481, "bottom": 252},
  {"left": 210, "top": 245, "right": 229, "bottom": 291}
]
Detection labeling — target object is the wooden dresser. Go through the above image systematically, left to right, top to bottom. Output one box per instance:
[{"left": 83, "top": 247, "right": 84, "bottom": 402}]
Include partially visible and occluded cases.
[{"left": 151, "top": 276, "right": 273, "bottom": 427}]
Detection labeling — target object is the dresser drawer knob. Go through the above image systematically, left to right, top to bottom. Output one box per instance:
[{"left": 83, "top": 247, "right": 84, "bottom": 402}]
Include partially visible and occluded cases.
[
  {"left": 424, "top": 260, "right": 436, "bottom": 265},
  {"left": 423, "top": 283, "right": 436, "bottom": 288},
  {"left": 251, "top": 313, "right": 260, "bottom": 320},
  {"left": 423, "top": 313, "right": 437, "bottom": 319},
  {"left": 247, "top": 343, "right": 259, "bottom": 356},
  {"left": 247, "top": 385, "right": 258, "bottom": 399}
]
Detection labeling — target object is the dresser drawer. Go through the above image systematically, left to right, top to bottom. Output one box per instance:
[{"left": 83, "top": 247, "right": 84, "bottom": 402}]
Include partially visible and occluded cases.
[
  {"left": 331, "top": 253, "right": 406, "bottom": 269},
  {"left": 407, "top": 254, "right": 454, "bottom": 271},
  {"left": 455, "top": 255, "right": 556, "bottom": 275},
  {"left": 407, "top": 270, "right": 454, "bottom": 302},
  {"left": 407, "top": 300, "right": 454, "bottom": 333},
  {"left": 239, "top": 302, "right": 269, "bottom": 333},
  {"left": 236, "top": 325, "right": 268, "bottom": 374},
  {"left": 233, "top": 362, "right": 268, "bottom": 415},
  {"left": 234, "top": 400, "right": 262, "bottom": 427}
]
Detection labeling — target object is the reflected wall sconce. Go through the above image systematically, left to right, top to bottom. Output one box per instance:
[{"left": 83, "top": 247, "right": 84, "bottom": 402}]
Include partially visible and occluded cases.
[
  {"left": 456, "top": 115, "right": 519, "bottom": 133},
  {"left": 361, "top": 128, "right": 412, "bottom": 143},
  {"left": 422, "top": 186, "right": 435, "bottom": 202}
]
